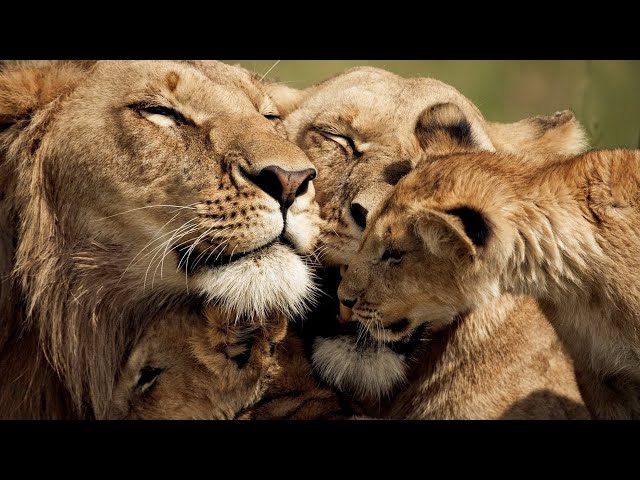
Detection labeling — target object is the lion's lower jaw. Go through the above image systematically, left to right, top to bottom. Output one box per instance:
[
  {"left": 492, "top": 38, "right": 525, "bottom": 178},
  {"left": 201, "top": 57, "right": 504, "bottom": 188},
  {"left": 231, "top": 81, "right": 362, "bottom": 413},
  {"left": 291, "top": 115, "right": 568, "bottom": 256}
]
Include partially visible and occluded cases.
[
  {"left": 192, "top": 243, "right": 317, "bottom": 321},
  {"left": 311, "top": 335, "right": 408, "bottom": 400}
]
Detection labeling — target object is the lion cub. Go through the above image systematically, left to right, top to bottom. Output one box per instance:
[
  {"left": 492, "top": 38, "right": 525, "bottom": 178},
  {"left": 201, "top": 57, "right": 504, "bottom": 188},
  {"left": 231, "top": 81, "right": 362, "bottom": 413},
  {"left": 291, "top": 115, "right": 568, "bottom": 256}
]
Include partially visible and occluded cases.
[
  {"left": 339, "top": 148, "right": 640, "bottom": 419},
  {"left": 106, "top": 306, "right": 287, "bottom": 419},
  {"left": 106, "top": 306, "right": 355, "bottom": 419}
]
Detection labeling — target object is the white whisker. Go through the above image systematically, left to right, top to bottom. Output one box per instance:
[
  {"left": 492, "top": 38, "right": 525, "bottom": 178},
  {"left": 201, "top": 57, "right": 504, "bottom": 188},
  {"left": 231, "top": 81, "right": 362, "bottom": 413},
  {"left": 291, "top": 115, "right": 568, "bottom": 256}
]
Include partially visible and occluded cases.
[
  {"left": 260, "top": 60, "right": 281, "bottom": 81},
  {"left": 94, "top": 202, "right": 199, "bottom": 221}
]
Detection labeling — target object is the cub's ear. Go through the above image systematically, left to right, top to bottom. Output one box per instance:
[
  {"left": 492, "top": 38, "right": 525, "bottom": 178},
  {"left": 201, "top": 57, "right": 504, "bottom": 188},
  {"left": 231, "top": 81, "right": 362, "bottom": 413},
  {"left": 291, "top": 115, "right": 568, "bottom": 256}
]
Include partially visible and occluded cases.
[
  {"left": 0, "top": 61, "right": 90, "bottom": 132},
  {"left": 263, "top": 83, "right": 306, "bottom": 117},
  {"left": 415, "top": 102, "right": 483, "bottom": 156},
  {"left": 486, "top": 109, "right": 588, "bottom": 157},
  {"left": 413, "top": 206, "right": 490, "bottom": 261}
]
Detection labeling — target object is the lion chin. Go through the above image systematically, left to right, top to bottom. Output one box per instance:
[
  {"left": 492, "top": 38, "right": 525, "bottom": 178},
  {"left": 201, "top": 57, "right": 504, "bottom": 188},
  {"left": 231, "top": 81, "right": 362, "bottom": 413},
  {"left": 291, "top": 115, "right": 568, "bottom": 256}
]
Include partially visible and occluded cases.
[
  {"left": 193, "top": 242, "right": 317, "bottom": 322},
  {"left": 311, "top": 335, "right": 408, "bottom": 400}
]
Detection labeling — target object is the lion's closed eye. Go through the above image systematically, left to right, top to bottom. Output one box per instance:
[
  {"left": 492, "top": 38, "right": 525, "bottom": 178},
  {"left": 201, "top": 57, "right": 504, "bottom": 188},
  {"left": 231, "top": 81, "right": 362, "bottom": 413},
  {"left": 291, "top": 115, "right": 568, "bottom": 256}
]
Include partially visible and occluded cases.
[
  {"left": 130, "top": 103, "right": 190, "bottom": 127},
  {"left": 264, "top": 113, "right": 287, "bottom": 136},
  {"left": 315, "top": 128, "right": 357, "bottom": 155}
]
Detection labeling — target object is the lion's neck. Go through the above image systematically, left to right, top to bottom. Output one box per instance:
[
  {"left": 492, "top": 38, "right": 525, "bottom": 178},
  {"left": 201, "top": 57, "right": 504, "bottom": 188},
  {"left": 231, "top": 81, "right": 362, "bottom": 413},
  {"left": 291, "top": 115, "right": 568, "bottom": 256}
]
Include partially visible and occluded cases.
[{"left": 499, "top": 164, "right": 602, "bottom": 307}]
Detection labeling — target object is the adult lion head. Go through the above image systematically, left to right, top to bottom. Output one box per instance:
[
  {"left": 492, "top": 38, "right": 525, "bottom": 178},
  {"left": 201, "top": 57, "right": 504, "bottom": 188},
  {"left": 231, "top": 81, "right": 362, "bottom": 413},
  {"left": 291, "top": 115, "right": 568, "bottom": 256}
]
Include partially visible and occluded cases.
[
  {"left": 0, "top": 60, "right": 319, "bottom": 419},
  {"left": 268, "top": 66, "right": 587, "bottom": 399}
]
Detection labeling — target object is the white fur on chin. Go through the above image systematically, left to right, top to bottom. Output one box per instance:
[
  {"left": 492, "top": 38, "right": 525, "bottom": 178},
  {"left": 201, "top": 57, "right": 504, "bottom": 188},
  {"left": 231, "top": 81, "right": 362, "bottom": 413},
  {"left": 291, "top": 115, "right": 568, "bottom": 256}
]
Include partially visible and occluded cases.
[
  {"left": 193, "top": 244, "right": 317, "bottom": 321},
  {"left": 312, "top": 336, "right": 408, "bottom": 400}
]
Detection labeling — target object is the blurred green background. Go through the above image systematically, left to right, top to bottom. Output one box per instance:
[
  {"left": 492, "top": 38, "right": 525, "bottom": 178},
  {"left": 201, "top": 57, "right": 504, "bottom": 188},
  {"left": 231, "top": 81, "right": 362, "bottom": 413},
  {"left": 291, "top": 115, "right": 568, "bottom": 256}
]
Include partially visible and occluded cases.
[{"left": 225, "top": 60, "right": 640, "bottom": 149}]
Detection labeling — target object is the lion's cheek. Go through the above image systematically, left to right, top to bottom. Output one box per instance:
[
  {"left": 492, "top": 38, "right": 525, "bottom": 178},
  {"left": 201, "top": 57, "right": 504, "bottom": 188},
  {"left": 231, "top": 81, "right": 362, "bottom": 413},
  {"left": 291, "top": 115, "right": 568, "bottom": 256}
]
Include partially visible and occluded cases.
[{"left": 284, "top": 211, "right": 319, "bottom": 255}]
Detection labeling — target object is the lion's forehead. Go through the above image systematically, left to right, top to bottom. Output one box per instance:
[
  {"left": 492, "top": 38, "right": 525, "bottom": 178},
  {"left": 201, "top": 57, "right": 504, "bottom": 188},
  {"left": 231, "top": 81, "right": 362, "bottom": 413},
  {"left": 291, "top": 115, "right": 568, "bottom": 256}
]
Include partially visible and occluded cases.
[
  {"left": 84, "top": 60, "right": 264, "bottom": 114},
  {"left": 94, "top": 60, "right": 251, "bottom": 86},
  {"left": 294, "top": 79, "right": 482, "bottom": 147}
]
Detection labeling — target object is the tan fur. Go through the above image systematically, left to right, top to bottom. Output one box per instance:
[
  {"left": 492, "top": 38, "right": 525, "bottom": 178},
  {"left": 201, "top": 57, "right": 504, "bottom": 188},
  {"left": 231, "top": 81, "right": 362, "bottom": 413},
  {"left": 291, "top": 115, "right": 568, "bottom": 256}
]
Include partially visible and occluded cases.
[
  {"left": 0, "top": 60, "right": 319, "bottom": 419},
  {"left": 271, "top": 66, "right": 590, "bottom": 419},
  {"left": 486, "top": 110, "right": 587, "bottom": 159},
  {"left": 340, "top": 148, "right": 640, "bottom": 419},
  {"left": 386, "top": 296, "right": 588, "bottom": 419},
  {"left": 106, "top": 306, "right": 287, "bottom": 419},
  {"left": 237, "top": 331, "right": 361, "bottom": 419}
]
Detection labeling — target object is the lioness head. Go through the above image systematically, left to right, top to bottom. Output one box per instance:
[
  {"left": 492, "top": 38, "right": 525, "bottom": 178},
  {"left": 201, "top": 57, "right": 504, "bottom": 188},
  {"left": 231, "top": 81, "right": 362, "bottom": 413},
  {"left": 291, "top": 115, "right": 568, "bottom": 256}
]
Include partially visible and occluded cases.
[
  {"left": 0, "top": 60, "right": 319, "bottom": 417},
  {"left": 268, "top": 66, "right": 587, "bottom": 399},
  {"left": 337, "top": 151, "right": 524, "bottom": 342}
]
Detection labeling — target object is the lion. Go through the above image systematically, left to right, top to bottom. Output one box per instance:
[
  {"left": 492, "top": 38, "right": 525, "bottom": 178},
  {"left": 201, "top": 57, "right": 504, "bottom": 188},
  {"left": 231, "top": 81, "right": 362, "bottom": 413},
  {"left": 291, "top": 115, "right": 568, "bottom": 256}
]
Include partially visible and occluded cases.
[
  {"left": 0, "top": 60, "right": 320, "bottom": 419},
  {"left": 266, "top": 66, "right": 591, "bottom": 418},
  {"left": 340, "top": 148, "right": 640, "bottom": 420},
  {"left": 105, "top": 303, "right": 360, "bottom": 420},
  {"left": 106, "top": 306, "right": 288, "bottom": 419}
]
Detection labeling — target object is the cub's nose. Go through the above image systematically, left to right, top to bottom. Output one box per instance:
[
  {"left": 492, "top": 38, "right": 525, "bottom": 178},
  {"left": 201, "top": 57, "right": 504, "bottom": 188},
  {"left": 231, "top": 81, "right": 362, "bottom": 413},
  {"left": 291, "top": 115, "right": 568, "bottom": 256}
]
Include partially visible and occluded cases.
[
  {"left": 248, "top": 165, "right": 316, "bottom": 208},
  {"left": 341, "top": 298, "right": 356, "bottom": 309}
]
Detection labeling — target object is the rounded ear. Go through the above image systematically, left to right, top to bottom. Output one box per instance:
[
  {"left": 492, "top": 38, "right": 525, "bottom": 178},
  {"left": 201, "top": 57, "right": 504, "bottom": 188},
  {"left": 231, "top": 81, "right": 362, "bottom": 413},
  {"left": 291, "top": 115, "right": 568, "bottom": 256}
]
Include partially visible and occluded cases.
[
  {"left": 263, "top": 83, "right": 306, "bottom": 117},
  {"left": 415, "top": 102, "right": 486, "bottom": 156},
  {"left": 485, "top": 109, "right": 588, "bottom": 157},
  {"left": 413, "top": 206, "right": 491, "bottom": 262}
]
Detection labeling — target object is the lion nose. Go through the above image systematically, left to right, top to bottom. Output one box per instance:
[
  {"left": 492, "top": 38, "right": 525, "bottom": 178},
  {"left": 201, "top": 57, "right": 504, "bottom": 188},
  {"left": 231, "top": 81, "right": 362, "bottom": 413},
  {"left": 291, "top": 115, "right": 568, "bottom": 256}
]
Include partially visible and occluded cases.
[
  {"left": 249, "top": 166, "right": 317, "bottom": 208},
  {"left": 341, "top": 298, "right": 356, "bottom": 309}
]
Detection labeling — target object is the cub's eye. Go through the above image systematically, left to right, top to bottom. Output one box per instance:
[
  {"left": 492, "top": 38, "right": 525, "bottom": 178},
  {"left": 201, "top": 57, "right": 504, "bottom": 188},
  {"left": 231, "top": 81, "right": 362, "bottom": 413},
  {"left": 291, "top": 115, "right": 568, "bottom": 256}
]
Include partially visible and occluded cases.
[
  {"left": 130, "top": 103, "right": 188, "bottom": 127},
  {"left": 318, "top": 130, "right": 357, "bottom": 155},
  {"left": 381, "top": 248, "right": 405, "bottom": 265},
  {"left": 136, "top": 366, "right": 163, "bottom": 393}
]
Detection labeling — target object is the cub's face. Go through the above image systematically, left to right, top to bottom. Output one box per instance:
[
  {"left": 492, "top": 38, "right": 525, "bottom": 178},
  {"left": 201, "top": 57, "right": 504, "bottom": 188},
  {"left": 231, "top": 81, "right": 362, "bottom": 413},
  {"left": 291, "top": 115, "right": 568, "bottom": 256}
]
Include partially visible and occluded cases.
[
  {"left": 43, "top": 60, "right": 319, "bottom": 319},
  {"left": 338, "top": 155, "right": 512, "bottom": 343},
  {"left": 337, "top": 207, "right": 468, "bottom": 342},
  {"left": 106, "top": 307, "right": 286, "bottom": 420}
]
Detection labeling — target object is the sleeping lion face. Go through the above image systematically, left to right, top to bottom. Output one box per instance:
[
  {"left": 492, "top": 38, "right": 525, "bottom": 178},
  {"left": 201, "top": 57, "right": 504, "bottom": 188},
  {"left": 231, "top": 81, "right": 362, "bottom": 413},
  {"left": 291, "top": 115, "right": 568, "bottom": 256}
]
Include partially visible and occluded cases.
[
  {"left": 37, "top": 60, "right": 319, "bottom": 319},
  {"left": 271, "top": 66, "right": 585, "bottom": 399}
]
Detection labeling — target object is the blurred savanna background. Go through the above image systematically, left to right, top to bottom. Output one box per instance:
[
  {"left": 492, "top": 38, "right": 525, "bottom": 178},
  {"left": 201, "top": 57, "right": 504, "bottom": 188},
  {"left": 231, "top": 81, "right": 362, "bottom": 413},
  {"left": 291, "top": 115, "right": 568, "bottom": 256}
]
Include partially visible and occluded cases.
[{"left": 225, "top": 60, "right": 640, "bottom": 149}]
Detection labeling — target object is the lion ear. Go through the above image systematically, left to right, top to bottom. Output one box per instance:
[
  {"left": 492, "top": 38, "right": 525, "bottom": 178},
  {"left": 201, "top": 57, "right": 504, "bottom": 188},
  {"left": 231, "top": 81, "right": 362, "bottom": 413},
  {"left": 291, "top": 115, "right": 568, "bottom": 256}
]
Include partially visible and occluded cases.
[
  {"left": 0, "top": 61, "right": 91, "bottom": 132},
  {"left": 264, "top": 83, "right": 306, "bottom": 117},
  {"left": 415, "top": 102, "right": 484, "bottom": 155},
  {"left": 486, "top": 109, "right": 588, "bottom": 157},
  {"left": 414, "top": 206, "right": 491, "bottom": 262}
]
